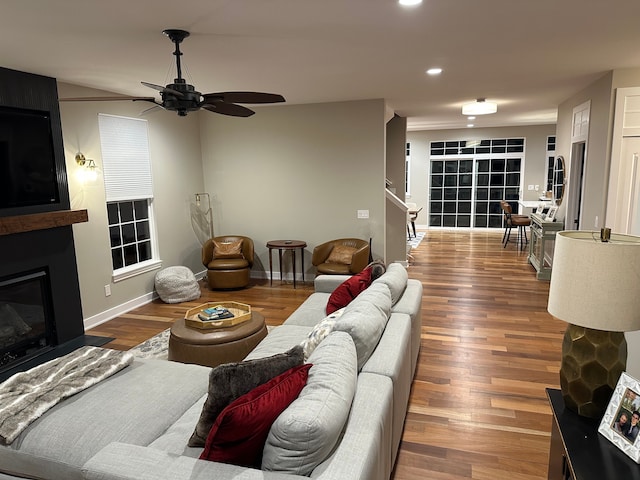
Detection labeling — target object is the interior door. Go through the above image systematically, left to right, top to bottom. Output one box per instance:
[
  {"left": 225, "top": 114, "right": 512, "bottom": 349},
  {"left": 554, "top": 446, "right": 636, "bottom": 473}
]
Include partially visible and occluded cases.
[{"left": 621, "top": 137, "right": 640, "bottom": 235}]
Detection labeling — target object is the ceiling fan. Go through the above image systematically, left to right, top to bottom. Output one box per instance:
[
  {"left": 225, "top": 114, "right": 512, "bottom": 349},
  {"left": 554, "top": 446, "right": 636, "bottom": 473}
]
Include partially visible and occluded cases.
[{"left": 60, "top": 29, "right": 285, "bottom": 117}]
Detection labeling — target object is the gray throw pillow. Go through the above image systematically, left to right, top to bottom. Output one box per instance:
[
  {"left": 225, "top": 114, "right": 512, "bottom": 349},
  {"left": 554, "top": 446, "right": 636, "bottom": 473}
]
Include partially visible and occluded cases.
[
  {"left": 371, "top": 262, "right": 407, "bottom": 305},
  {"left": 333, "top": 282, "right": 392, "bottom": 370},
  {"left": 262, "top": 331, "right": 357, "bottom": 475},
  {"left": 188, "top": 345, "right": 304, "bottom": 447}
]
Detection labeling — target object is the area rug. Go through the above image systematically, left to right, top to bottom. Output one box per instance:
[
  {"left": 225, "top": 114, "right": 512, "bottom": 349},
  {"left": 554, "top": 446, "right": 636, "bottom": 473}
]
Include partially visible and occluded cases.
[
  {"left": 407, "top": 231, "right": 425, "bottom": 249},
  {"left": 129, "top": 329, "right": 170, "bottom": 360}
]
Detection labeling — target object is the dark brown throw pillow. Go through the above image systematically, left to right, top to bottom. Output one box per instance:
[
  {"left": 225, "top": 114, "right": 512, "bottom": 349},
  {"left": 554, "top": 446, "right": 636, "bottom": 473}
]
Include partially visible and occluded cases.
[
  {"left": 213, "top": 240, "right": 243, "bottom": 259},
  {"left": 188, "top": 345, "right": 304, "bottom": 447}
]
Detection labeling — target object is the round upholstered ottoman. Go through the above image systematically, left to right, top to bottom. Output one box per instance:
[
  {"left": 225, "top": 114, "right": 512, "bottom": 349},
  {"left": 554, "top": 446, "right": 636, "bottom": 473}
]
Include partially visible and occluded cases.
[
  {"left": 155, "top": 266, "right": 201, "bottom": 303},
  {"left": 168, "top": 311, "right": 268, "bottom": 368}
]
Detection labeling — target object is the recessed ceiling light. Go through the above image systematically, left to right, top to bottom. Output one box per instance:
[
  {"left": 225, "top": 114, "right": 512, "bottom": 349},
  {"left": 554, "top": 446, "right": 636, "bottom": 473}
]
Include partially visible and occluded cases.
[
  {"left": 399, "top": 0, "right": 422, "bottom": 6},
  {"left": 426, "top": 68, "right": 442, "bottom": 75},
  {"left": 462, "top": 98, "right": 498, "bottom": 115},
  {"left": 467, "top": 116, "right": 476, "bottom": 120},
  {"left": 467, "top": 124, "right": 475, "bottom": 128}
]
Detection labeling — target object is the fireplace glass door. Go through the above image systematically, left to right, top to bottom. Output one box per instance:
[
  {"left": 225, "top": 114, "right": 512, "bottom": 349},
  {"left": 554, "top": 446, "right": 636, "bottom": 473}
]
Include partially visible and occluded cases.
[{"left": 0, "top": 269, "right": 54, "bottom": 372}]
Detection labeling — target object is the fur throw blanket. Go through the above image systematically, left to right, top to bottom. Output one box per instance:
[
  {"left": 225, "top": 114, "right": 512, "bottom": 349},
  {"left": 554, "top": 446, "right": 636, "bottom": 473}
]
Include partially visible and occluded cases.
[{"left": 0, "top": 346, "right": 133, "bottom": 445}]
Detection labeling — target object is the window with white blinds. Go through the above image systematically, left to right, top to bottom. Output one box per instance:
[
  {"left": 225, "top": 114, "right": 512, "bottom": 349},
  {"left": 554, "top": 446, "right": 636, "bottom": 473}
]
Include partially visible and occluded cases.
[
  {"left": 98, "top": 114, "right": 153, "bottom": 201},
  {"left": 98, "top": 114, "right": 160, "bottom": 281}
]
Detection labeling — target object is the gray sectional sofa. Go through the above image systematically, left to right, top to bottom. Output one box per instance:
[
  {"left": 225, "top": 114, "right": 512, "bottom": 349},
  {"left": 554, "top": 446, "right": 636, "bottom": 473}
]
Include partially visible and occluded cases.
[{"left": 0, "top": 263, "right": 422, "bottom": 480}]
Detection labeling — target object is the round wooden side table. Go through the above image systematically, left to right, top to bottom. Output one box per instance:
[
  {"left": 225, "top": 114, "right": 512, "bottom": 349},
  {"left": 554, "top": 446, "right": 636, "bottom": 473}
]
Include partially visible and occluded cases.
[{"left": 266, "top": 240, "right": 307, "bottom": 288}]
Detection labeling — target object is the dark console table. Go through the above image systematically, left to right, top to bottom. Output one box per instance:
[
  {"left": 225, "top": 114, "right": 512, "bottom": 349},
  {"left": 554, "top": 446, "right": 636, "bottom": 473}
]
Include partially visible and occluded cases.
[{"left": 546, "top": 388, "right": 640, "bottom": 479}]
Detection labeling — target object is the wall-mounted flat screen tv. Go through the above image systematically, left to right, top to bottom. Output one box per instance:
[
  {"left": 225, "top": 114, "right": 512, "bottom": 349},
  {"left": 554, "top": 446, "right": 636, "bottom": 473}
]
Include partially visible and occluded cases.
[{"left": 0, "top": 106, "right": 60, "bottom": 209}]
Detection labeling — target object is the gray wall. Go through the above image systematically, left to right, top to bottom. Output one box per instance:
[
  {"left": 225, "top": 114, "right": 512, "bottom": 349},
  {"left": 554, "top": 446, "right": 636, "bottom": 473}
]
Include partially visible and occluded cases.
[
  {"left": 555, "top": 68, "right": 640, "bottom": 380},
  {"left": 556, "top": 72, "right": 613, "bottom": 229},
  {"left": 58, "top": 83, "right": 205, "bottom": 327},
  {"left": 56, "top": 87, "right": 397, "bottom": 328},
  {"left": 198, "top": 99, "right": 388, "bottom": 274},
  {"left": 386, "top": 115, "right": 409, "bottom": 263},
  {"left": 406, "top": 124, "right": 556, "bottom": 227}
]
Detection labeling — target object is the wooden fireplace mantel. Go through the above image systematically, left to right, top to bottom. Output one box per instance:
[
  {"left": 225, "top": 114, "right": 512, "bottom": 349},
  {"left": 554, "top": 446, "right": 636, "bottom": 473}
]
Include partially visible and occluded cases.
[{"left": 0, "top": 209, "right": 89, "bottom": 236}]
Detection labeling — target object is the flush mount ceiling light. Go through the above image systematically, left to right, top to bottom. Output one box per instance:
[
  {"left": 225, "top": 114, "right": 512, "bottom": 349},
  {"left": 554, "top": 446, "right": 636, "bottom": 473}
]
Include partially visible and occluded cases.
[{"left": 462, "top": 98, "right": 498, "bottom": 115}]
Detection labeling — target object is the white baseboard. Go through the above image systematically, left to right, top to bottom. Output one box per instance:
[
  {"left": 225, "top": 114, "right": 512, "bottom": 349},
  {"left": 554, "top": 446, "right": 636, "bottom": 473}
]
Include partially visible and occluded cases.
[
  {"left": 83, "top": 268, "right": 307, "bottom": 331},
  {"left": 85, "top": 269, "right": 208, "bottom": 330},
  {"left": 83, "top": 291, "right": 157, "bottom": 330}
]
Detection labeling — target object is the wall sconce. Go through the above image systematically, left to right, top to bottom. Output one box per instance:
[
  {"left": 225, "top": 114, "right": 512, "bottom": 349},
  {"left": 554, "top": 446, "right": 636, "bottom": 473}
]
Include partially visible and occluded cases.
[
  {"left": 75, "top": 153, "right": 99, "bottom": 183},
  {"left": 195, "top": 192, "right": 214, "bottom": 239}
]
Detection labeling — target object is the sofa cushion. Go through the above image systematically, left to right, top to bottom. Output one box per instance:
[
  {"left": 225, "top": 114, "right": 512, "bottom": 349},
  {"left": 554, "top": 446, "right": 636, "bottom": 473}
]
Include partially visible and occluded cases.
[
  {"left": 213, "top": 239, "right": 243, "bottom": 259},
  {"left": 326, "top": 244, "right": 357, "bottom": 264},
  {"left": 371, "top": 262, "right": 408, "bottom": 305},
  {"left": 326, "top": 267, "right": 372, "bottom": 314},
  {"left": 333, "top": 282, "right": 392, "bottom": 370},
  {"left": 282, "top": 292, "right": 332, "bottom": 328},
  {"left": 300, "top": 307, "right": 346, "bottom": 360},
  {"left": 244, "top": 325, "right": 312, "bottom": 360},
  {"left": 262, "top": 331, "right": 358, "bottom": 475},
  {"left": 188, "top": 345, "right": 304, "bottom": 447},
  {"left": 0, "top": 359, "right": 210, "bottom": 480},
  {"left": 199, "top": 363, "right": 311, "bottom": 468}
]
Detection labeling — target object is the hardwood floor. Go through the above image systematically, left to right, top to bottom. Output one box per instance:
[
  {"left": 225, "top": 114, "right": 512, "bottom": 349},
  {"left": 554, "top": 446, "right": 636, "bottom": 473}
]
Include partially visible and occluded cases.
[{"left": 88, "top": 230, "right": 565, "bottom": 479}]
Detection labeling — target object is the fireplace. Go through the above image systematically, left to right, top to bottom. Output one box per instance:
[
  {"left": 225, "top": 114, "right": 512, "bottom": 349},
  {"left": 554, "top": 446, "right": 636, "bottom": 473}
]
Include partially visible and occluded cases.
[
  {"left": 0, "top": 67, "right": 101, "bottom": 383},
  {"left": 0, "top": 269, "right": 55, "bottom": 374}
]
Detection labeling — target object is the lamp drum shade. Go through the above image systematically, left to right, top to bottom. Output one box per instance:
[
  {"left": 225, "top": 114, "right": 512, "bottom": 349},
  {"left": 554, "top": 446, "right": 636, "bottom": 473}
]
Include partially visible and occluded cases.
[{"left": 548, "top": 231, "right": 640, "bottom": 332}]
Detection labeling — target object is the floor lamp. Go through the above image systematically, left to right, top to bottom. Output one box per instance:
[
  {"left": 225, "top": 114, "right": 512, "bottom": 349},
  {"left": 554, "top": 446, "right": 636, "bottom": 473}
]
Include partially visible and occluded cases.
[
  {"left": 195, "top": 193, "right": 214, "bottom": 239},
  {"left": 547, "top": 230, "right": 640, "bottom": 418}
]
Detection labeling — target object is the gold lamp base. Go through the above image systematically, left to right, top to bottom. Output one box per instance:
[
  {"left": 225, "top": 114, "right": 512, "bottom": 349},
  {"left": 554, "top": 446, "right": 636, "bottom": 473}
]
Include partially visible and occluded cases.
[{"left": 560, "top": 325, "right": 626, "bottom": 418}]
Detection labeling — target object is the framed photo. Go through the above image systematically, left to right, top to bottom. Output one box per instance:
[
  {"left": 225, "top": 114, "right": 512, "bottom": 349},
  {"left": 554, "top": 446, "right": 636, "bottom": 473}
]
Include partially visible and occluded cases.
[
  {"left": 535, "top": 205, "right": 545, "bottom": 215},
  {"left": 545, "top": 206, "right": 558, "bottom": 222},
  {"left": 598, "top": 372, "right": 640, "bottom": 463}
]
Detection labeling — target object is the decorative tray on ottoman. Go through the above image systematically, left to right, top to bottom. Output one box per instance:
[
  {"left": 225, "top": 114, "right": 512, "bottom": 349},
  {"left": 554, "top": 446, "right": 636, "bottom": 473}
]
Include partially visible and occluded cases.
[{"left": 185, "top": 301, "right": 252, "bottom": 330}]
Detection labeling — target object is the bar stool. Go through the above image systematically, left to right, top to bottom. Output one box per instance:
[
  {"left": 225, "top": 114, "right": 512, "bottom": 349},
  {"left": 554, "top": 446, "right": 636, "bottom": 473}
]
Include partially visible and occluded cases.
[{"left": 500, "top": 201, "right": 531, "bottom": 249}]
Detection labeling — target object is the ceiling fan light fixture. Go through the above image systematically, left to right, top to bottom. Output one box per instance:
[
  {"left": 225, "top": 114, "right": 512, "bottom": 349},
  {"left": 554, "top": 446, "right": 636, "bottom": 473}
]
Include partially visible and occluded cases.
[
  {"left": 60, "top": 29, "right": 285, "bottom": 118},
  {"left": 462, "top": 98, "right": 497, "bottom": 116}
]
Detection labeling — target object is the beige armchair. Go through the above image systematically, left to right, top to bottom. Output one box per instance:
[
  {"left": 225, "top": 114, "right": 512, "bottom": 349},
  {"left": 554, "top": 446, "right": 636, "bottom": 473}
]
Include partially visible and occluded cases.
[
  {"left": 202, "top": 235, "right": 254, "bottom": 289},
  {"left": 312, "top": 238, "right": 370, "bottom": 275}
]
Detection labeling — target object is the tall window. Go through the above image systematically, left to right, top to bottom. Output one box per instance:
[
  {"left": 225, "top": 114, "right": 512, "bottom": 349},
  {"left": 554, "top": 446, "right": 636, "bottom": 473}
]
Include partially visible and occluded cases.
[
  {"left": 98, "top": 114, "right": 160, "bottom": 281},
  {"left": 428, "top": 138, "right": 525, "bottom": 229}
]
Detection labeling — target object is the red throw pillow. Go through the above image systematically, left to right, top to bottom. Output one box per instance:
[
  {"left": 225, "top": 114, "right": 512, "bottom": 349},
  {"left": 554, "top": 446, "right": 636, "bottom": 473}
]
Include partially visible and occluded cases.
[
  {"left": 326, "top": 266, "right": 373, "bottom": 314},
  {"left": 199, "top": 363, "right": 312, "bottom": 468}
]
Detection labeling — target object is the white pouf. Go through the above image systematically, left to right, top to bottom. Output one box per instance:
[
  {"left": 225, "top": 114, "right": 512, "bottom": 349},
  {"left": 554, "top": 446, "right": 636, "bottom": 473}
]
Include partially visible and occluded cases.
[{"left": 155, "top": 266, "right": 201, "bottom": 304}]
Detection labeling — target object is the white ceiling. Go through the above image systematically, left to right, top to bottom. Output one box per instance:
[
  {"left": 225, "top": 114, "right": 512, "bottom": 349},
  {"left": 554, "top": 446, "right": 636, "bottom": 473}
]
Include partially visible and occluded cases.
[{"left": 3, "top": 0, "right": 640, "bottom": 130}]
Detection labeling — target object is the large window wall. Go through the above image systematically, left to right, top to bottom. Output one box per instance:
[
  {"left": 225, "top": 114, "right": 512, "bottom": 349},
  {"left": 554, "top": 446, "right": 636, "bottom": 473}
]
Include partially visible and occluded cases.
[{"left": 428, "top": 138, "right": 525, "bottom": 228}]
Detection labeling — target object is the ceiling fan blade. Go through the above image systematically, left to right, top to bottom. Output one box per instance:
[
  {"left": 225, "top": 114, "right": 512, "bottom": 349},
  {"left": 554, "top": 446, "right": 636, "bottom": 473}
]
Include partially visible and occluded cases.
[
  {"left": 141, "top": 81, "right": 184, "bottom": 97},
  {"left": 203, "top": 92, "right": 285, "bottom": 104},
  {"left": 59, "top": 96, "right": 157, "bottom": 102},
  {"left": 202, "top": 102, "right": 255, "bottom": 117},
  {"left": 139, "top": 104, "right": 165, "bottom": 116}
]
